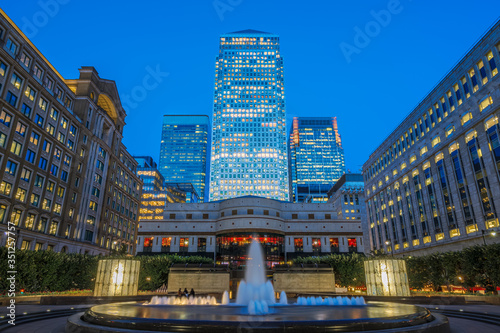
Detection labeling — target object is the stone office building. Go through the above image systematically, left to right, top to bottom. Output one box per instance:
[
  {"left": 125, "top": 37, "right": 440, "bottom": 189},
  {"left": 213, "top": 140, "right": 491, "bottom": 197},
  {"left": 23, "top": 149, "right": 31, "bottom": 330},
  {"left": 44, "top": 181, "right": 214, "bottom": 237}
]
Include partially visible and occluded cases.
[
  {"left": 0, "top": 10, "right": 141, "bottom": 255},
  {"left": 363, "top": 20, "right": 500, "bottom": 256},
  {"left": 136, "top": 196, "right": 365, "bottom": 266}
]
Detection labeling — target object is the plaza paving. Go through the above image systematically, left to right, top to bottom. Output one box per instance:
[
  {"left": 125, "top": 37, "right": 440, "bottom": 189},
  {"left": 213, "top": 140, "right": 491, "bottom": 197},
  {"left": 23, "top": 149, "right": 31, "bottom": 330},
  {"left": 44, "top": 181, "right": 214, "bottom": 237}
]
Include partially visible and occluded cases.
[{"left": 2, "top": 303, "right": 499, "bottom": 332}]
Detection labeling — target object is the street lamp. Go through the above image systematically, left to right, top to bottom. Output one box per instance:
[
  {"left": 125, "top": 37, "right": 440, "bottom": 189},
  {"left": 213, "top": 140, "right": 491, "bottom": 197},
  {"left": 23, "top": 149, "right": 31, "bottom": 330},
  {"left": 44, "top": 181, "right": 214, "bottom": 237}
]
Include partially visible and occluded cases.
[
  {"left": 481, "top": 230, "right": 497, "bottom": 246},
  {"left": 385, "top": 240, "right": 394, "bottom": 257}
]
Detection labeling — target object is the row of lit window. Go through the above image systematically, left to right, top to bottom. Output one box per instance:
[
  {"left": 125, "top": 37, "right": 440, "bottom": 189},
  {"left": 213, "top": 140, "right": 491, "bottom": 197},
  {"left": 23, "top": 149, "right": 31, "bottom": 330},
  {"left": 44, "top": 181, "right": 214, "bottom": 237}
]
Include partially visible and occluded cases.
[{"left": 367, "top": 45, "right": 500, "bottom": 181}]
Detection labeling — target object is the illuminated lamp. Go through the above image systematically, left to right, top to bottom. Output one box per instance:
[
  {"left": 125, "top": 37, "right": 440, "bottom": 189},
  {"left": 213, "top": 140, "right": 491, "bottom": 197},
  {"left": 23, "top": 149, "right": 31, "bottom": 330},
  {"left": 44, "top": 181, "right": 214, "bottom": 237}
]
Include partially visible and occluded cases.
[
  {"left": 94, "top": 259, "right": 140, "bottom": 296},
  {"left": 364, "top": 259, "right": 410, "bottom": 296}
]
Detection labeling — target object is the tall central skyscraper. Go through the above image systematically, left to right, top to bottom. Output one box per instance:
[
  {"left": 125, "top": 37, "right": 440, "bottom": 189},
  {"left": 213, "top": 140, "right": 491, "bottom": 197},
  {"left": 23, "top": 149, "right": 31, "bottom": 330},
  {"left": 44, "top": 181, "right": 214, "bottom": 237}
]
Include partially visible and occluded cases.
[{"left": 209, "top": 30, "right": 289, "bottom": 202}]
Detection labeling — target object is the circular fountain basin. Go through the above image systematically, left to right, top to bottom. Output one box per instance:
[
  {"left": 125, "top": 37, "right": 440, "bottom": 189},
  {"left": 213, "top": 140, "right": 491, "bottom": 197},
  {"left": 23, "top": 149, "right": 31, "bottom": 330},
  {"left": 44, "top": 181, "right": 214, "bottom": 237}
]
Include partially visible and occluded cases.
[{"left": 67, "top": 301, "right": 449, "bottom": 332}]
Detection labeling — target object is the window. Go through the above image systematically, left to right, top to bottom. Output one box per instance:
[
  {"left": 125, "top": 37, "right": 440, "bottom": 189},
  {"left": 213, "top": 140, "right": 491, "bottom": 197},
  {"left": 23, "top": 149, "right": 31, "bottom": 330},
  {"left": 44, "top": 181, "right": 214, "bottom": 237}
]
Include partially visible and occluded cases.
[
  {"left": 5, "top": 38, "right": 18, "bottom": 55},
  {"left": 487, "top": 51, "right": 498, "bottom": 77},
  {"left": 20, "top": 52, "right": 31, "bottom": 68},
  {"left": 0, "top": 60, "right": 6, "bottom": 76},
  {"left": 477, "top": 60, "right": 488, "bottom": 85},
  {"left": 33, "top": 64, "right": 43, "bottom": 80},
  {"left": 468, "top": 68, "right": 478, "bottom": 92},
  {"left": 10, "top": 73, "right": 22, "bottom": 90},
  {"left": 43, "top": 76, "right": 53, "bottom": 90},
  {"left": 24, "top": 86, "right": 36, "bottom": 101},
  {"left": 54, "top": 86, "right": 63, "bottom": 100},
  {"left": 5, "top": 91, "right": 17, "bottom": 107},
  {"left": 64, "top": 96, "right": 72, "bottom": 109},
  {"left": 479, "top": 96, "right": 493, "bottom": 112},
  {"left": 38, "top": 98, "right": 47, "bottom": 111},
  {"left": 21, "top": 103, "right": 31, "bottom": 117},
  {"left": 49, "top": 108, "right": 58, "bottom": 121},
  {"left": 0, "top": 110, "right": 12, "bottom": 126},
  {"left": 461, "top": 112, "right": 473, "bottom": 126},
  {"left": 35, "top": 114, "right": 44, "bottom": 127},
  {"left": 60, "top": 117, "right": 68, "bottom": 129},
  {"left": 15, "top": 122, "right": 26, "bottom": 136},
  {"left": 46, "top": 124, "right": 55, "bottom": 136},
  {"left": 30, "top": 131, "right": 40, "bottom": 145},
  {"left": 0, "top": 132, "right": 6, "bottom": 147},
  {"left": 57, "top": 132, "right": 65, "bottom": 144},
  {"left": 431, "top": 136, "right": 441, "bottom": 147},
  {"left": 67, "top": 139, "right": 74, "bottom": 150},
  {"left": 42, "top": 140, "right": 51, "bottom": 153},
  {"left": 10, "top": 141, "right": 22, "bottom": 156},
  {"left": 420, "top": 146, "right": 428, "bottom": 156},
  {"left": 53, "top": 148, "right": 61, "bottom": 160},
  {"left": 63, "top": 155, "right": 71, "bottom": 166},
  {"left": 38, "top": 157, "right": 48, "bottom": 170},
  {"left": 5, "top": 160, "right": 17, "bottom": 176},
  {"left": 96, "top": 160, "right": 104, "bottom": 171},
  {"left": 50, "top": 164, "right": 58, "bottom": 177},
  {"left": 20, "top": 168, "right": 31, "bottom": 182},
  {"left": 60, "top": 170, "right": 68, "bottom": 182},
  {"left": 94, "top": 173, "right": 102, "bottom": 184},
  {"left": 34, "top": 175, "right": 44, "bottom": 188},
  {"left": 0, "top": 181, "right": 12, "bottom": 196},
  {"left": 46, "top": 181, "right": 55, "bottom": 192},
  {"left": 91, "top": 186, "right": 100, "bottom": 198},
  {"left": 15, "top": 188, "right": 27, "bottom": 202},
  {"left": 30, "top": 193, "right": 40, "bottom": 207},
  {"left": 42, "top": 199, "right": 52, "bottom": 211},
  {"left": 89, "top": 200, "right": 98, "bottom": 211},
  {"left": 0, "top": 204, "right": 6, "bottom": 222},
  {"left": 53, "top": 204, "right": 61, "bottom": 215},
  {"left": 10, "top": 209, "right": 22, "bottom": 226},
  {"left": 292, "top": 213, "right": 298, "bottom": 219},
  {"left": 308, "top": 213, "right": 314, "bottom": 219},
  {"left": 325, "top": 213, "right": 331, "bottom": 219},
  {"left": 25, "top": 214, "right": 35, "bottom": 230},
  {"left": 38, "top": 217, "right": 48, "bottom": 233},
  {"left": 49, "top": 220, "right": 59, "bottom": 234},
  {"left": 143, "top": 237, "right": 153, "bottom": 252},
  {"left": 161, "top": 237, "right": 171, "bottom": 252},
  {"left": 177, "top": 237, "right": 189, "bottom": 252},
  {"left": 197, "top": 238, "right": 206, "bottom": 252},
  {"left": 294, "top": 238, "right": 303, "bottom": 252},
  {"left": 312, "top": 238, "right": 321, "bottom": 253},
  {"left": 330, "top": 238, "right": 339, "bottom": 253},
  {"left": 348, "top": 238, "right": 358, "bottom": 252}
]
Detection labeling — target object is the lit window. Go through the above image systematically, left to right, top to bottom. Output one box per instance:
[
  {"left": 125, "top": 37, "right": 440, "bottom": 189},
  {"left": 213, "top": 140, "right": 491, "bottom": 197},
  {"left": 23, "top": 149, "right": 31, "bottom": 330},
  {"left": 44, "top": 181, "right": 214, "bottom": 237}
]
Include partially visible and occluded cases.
[
  {"left": 487, "top": 51, "right": 498, "bottom": 77},
  {"left": 477, "top": 60, "right": 488, "bottom": 85},
  {"left": 479, "top": 95, "right": 493, "bottom": 112},
  {"left": 460, "top": 112, "right": 472, "bottom": 126},
  {"left": 485, "top": 115, "right": 498, "bottom": 130},
  {"left": 446, "top": 125, "right": 455, "bottom": 137},
  {"left": 431, "top": 136, "right": 440, "bottom": 147},
  {"left": 420, "top": 146, "right": 428, "bottom": 156},
  {"left": 409, "top": 155, "right": 416, "bottom": 164}
]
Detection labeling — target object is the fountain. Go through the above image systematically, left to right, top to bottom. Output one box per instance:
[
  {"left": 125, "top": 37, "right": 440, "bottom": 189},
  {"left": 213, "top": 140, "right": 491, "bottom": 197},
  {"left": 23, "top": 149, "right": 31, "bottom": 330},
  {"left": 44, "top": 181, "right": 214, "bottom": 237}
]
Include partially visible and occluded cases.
[{"left": 67, "top": 240, "right": 450, "bottom": 332}]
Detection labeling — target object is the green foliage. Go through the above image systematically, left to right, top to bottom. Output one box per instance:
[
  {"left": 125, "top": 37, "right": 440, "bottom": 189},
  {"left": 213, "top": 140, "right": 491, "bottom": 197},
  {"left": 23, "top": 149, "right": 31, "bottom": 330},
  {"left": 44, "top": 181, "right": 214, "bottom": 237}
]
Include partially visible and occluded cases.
[
  {"left": 405, "top": 243, "right": 500, "bottom": 292},
  {"left": 0, "top": 248, "right": 212, "bottom": 293},
  {"left": 293, "top": 253, "right": 366, "bottom": 287}
]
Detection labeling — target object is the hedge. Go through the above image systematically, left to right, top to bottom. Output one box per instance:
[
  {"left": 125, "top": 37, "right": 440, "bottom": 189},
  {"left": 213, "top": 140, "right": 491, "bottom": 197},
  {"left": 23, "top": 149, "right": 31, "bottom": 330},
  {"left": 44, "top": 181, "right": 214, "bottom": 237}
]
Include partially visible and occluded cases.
[{"left": 0, "top": 248, "right": 212, "bottom": 293}]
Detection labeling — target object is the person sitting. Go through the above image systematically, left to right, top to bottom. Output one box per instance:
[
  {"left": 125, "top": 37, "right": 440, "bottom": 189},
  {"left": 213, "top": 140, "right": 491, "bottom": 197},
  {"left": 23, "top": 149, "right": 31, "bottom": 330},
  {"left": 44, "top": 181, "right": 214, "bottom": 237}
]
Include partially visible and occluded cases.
[
  {"left": 177, "top": 288, "right": 182, "bottom": 297},
  {"left": 184, "top": 288, "right": 189, "bottom": 297},
  {"left": 190, "top": 288, "right": 195, "bottom": 297}
]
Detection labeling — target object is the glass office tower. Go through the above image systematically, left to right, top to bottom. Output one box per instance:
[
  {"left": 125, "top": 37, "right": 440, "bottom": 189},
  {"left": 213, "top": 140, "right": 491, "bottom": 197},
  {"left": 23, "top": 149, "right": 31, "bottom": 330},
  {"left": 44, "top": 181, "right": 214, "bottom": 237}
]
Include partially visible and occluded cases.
[
  {"left": 209, "top": 29, "right": 289, "bottom": 202},
  {"left": 159, "top": 115, "right": 209, "bottom": 202},
  {"left": 289, "top": 117, "right": 345, "bottom": 202}
]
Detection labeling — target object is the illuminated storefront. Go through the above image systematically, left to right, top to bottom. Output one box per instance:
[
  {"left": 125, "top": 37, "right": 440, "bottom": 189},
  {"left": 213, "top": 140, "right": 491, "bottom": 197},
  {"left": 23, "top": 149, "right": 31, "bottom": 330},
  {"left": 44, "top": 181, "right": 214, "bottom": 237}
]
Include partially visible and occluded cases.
[{"left": 217, "top": 233, "right": 284, "bottom": 266}]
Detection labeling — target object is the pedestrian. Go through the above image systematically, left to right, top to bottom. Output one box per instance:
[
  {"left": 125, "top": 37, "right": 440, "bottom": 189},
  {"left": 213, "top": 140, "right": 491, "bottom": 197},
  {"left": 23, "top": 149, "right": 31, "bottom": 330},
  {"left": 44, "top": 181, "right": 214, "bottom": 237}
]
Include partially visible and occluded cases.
[{"left": 190, "top": 288, "right": 195, "bottom": 297}]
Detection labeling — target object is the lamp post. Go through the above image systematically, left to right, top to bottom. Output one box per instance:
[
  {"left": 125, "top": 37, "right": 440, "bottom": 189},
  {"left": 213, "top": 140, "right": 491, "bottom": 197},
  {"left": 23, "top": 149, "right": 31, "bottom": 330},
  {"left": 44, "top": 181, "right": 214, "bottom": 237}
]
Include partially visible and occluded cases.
[
  {"left": 482, "top": 230, "right": 497, "bottom": 246},
  {"left": 385, "top": 240, "right": 394, "bottom": 258}
]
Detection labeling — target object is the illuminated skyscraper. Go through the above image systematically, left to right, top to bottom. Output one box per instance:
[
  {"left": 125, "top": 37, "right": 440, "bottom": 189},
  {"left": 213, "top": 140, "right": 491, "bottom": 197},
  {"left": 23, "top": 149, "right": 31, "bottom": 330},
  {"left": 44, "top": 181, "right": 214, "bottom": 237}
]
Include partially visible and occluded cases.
[
  {"left": 209, "top": 30, "right": 289, "bottom": 202},
  {"left": 159, "top": 115, "right": 209, "bottom": 202},
  {"left": 289, "top": 117, "right": 345, "bottom": 202}
]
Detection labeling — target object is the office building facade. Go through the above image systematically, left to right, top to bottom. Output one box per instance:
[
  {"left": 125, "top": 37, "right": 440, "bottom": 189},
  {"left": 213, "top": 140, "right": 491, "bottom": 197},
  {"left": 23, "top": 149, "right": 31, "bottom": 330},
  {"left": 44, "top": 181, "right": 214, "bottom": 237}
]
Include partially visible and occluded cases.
[
  {"left": 0, "top": 10, "right": 141, "bottom": 255},
  {"left": 363, "top": 21, "right": 500, "bottom": 256},
  {"left": 209, "top": 30, "right": 289, "bottom": 202},
  {"left": 159, "top": 115, "right": 208, "bottom": 202},
  {"left": 289, "top": 117, "right": 345, "bottom": 202},
  {"left": 136, "top": 196, "right": 365, "bottom": 264}
]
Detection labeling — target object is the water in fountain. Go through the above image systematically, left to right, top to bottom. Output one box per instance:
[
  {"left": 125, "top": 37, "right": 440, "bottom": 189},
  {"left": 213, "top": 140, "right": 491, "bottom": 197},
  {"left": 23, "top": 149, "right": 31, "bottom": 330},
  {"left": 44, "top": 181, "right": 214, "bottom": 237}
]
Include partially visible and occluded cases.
[
  {"left": 235, "top": 240, "right": 276, "bottom": 314},
  {"left": 221, "top": 291, "right": 230, "bottom": 305},
  {"left": 279, "top": 291, "right": 288, "bottom": 305},
  {"left": 145, "top": 295, "right": 218, "bottom": 306},
  {"left": 295, "top": 296, "right": 366, "bottom": 306}
]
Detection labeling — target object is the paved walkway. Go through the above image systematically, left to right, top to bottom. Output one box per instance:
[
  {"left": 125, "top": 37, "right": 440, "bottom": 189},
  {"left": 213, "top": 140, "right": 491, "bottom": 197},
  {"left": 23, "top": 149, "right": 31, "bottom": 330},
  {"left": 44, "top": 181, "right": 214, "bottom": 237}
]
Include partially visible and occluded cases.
[{"left": 2, "top": 303, "right": 499, "bottom": 332}]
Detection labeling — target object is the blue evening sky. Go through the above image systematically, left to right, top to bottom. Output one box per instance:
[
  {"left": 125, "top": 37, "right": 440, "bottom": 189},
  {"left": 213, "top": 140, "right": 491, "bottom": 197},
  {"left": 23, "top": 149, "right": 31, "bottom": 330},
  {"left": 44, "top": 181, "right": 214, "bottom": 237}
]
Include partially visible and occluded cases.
[{"left": 2, "top": 0, "right": 500, "bottom": 172}]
